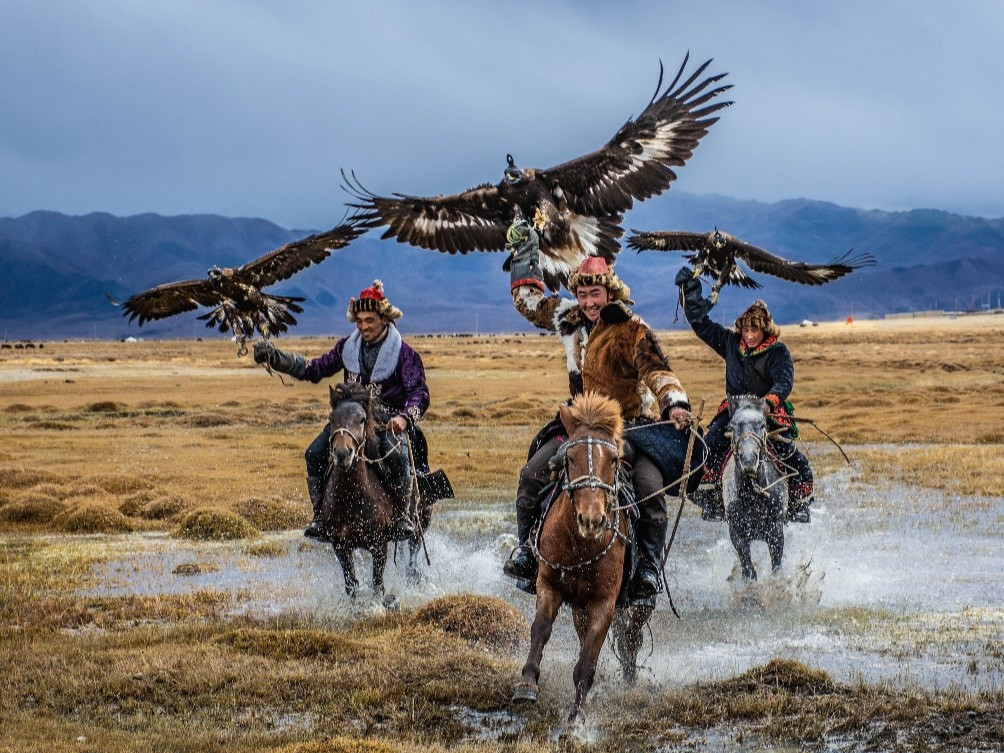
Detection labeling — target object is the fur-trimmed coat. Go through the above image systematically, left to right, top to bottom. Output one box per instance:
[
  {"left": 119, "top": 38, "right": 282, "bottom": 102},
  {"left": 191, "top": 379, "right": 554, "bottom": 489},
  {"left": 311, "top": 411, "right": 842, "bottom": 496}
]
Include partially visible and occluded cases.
[{"left": 513, "top": 285, "right": 689, "bottom": 420}]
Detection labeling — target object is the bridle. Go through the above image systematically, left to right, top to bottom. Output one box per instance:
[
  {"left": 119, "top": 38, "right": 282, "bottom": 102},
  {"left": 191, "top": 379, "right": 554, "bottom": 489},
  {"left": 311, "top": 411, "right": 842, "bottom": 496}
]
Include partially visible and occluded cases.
[
  {"left": 730, "top": 408, "right": 792, "bottom": 494},
  {"left": 533, "top": 432, "right": 629, "bottom": 573},
  {"left": 561, "top": 435, "right": 621, "bottom": 507}
]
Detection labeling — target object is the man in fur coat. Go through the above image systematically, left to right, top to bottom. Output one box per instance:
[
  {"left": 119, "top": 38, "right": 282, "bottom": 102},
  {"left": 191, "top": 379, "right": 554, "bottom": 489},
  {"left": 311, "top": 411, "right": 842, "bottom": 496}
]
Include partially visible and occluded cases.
[
  {"left": 504, "top": 220, "right": 701, "bottom": 603},
  {"left": 675, "top": 267, "right": 813, "bottom": 523},
  {"left": 254, "top": 280, "right": 429, "bottom": 540}
]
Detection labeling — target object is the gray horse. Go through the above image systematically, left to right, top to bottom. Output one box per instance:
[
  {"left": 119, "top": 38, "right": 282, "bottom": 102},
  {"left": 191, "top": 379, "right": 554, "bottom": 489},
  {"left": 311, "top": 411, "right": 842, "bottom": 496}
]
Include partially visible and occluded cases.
[{"left": 722, "top": 395, "right": 789, "bottom": 580}]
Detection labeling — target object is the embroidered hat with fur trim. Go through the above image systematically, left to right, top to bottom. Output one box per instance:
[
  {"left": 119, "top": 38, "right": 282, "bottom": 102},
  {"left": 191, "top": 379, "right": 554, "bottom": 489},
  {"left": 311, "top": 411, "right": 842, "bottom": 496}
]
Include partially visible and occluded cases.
[
  {"left": 567, "top": 257, "right": 633, "bottom": 304},
  {"left": 346, "top": 280, "right": 403, "bottom": 322},
  {"left": 734, "top": 299, "right": 779, "bottom": 337}
]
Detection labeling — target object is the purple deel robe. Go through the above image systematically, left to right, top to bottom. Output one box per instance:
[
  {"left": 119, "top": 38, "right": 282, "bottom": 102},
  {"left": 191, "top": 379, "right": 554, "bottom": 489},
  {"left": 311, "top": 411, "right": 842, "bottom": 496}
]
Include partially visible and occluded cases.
[{"left": 302, "top": 329, "right": 429, "bottom": 426}]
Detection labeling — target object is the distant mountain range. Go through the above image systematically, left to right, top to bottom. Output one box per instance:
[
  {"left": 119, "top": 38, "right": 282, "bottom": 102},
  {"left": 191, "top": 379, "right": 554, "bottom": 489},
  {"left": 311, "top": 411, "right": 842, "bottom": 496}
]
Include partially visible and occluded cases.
[{"left": 2, "top": 193, "right": 1002, "bottom": 340}]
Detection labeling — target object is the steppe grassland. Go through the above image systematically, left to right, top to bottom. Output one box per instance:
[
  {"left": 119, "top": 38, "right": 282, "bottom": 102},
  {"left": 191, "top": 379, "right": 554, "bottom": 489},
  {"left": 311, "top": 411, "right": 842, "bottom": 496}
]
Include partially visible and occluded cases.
[
  {"left": 1, "top": 315, "right": 1003, "bottom": 752},
  {"left": 1, "top": 315, "right": 1002, "bottom": 536}
]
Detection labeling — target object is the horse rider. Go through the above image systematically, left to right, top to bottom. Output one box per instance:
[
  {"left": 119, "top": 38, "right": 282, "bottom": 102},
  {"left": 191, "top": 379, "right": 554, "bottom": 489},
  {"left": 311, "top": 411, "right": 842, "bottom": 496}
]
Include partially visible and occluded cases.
[
  {"left": 504, "top": 220, "right": 699, "bottom": 602},
  {"left": 675, "top": 267, "right": 814, "bottom": 523},
  {"left": 253, "top": 280, "right": 430, "bottom": 541}
]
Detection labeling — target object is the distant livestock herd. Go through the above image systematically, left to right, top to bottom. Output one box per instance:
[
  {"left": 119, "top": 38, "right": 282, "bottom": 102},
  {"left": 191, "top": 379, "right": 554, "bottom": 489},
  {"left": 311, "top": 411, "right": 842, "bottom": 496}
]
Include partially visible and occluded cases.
[{"left": 0, "top": 341, "right": 43, "bottom": 350}]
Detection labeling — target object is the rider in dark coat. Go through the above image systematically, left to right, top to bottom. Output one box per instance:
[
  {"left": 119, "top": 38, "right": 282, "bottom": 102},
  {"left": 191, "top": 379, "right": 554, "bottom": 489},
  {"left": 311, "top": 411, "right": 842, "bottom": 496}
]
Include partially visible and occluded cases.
[
  {"left": 505, "top": 221, "right": 702, "bottom": 603},
  {"left": 675, "top": 267, "right": 813, "bottom": 522},
  {"left": 254, "top": 280, "right": 430, "bottom": 540}
]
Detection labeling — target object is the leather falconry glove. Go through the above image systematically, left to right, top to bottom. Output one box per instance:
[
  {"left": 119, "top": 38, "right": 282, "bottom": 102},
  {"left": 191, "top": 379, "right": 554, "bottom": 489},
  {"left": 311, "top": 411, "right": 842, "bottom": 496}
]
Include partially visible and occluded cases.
[
  {"left": 507, "top": 219, "right": 544, "bottom": 289},
  {"left": 674, "top": 266, "right": 714, "bottom": 321},
  {"left": 253, "top": 341, "right": 307, "bottom": 380}
]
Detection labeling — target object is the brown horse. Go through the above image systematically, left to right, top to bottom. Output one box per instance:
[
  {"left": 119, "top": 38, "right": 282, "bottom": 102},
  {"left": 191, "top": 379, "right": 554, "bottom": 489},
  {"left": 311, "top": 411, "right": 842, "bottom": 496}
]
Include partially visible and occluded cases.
[
  {"left": 323, "top": 383, "right": 431, "bottom": 607},
  {"left": 513, "top": 392, "right": 645, "bottom": 721}
]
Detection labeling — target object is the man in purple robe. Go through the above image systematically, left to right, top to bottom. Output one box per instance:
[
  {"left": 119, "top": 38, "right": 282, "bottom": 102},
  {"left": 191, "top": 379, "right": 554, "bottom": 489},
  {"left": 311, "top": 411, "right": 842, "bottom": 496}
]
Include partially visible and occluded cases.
[{"left": 254, "top": 280, "right": 430, "bottom": 540}]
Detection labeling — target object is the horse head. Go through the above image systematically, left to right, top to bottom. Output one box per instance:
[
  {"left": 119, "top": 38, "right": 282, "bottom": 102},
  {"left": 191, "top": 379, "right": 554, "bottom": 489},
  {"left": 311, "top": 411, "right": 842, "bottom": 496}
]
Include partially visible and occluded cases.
[
  {"left": 328, "top": 383, "right": 373, "bottom": 469},
  {"left": 558, "top": 392, "right": 623, "bottom": 539},
  {"left": 728, "top": 395, "right": 769, "bottom": 477}
]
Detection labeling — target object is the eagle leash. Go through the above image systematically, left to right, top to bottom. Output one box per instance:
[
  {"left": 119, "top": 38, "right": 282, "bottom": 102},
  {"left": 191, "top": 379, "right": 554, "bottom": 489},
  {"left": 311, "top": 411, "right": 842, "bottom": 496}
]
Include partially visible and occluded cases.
[{"left": 661, "top": 397, "right": 704, "bottom": 620}]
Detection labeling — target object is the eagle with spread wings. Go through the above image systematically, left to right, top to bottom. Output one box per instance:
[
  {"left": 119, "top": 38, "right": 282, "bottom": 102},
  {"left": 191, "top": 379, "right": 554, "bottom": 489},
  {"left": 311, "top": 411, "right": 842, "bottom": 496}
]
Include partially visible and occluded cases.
[
  {"left": 346, "top": 54, "right": 732, "bottom": 292},
  {"left": 110, "top": 221, "right": 364, "bottom": 353},
  {"left": 627, "top": 228, "right": 876, "bottom": 302}
]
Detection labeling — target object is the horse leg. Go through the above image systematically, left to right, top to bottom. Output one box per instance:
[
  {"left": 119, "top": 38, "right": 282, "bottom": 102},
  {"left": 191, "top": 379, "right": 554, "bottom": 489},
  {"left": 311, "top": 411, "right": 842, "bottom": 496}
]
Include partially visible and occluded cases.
[
  {"left": 729, "top": 520, "right": 757, "bottom": 581},
  {"left": 767, "top": 522, "right": 785, "bottom": 575},
  {"left": 405, "top": 537, "right": 423, "bottom": 587},
  {"left": 333, "top": 544, "right": 358, "bottom": 599},
  {"left": 371, "top": 544, "right": 396, "bottom": 609},
  {"left": 513, "top": 585, "right": 563, "bottom": 703},
  {"left": 569, "top": 596, "right": 617, "bottom": 722},
  {"left": 621, "top": 604, "right": 653, "bottom": 685}
]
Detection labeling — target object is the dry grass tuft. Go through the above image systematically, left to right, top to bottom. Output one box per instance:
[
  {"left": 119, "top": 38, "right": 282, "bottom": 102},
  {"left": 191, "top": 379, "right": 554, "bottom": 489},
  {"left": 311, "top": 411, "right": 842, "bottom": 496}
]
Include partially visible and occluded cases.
[
  {"left": 85, "top": 400, "right": 125, "bottom": 413},
  {"left": 178, "top": 411, "right": 235, "bottom": 427},
  {"left": 0, "top": 467, "right": 68, "bottom": 489},
  {"left": 86, "top": 473, "right": 153, "bottom": 495},
  {"left": 117, "top": 489, "right": 158, "bottom": 516},
  {"left": 140, "top": 494, "right": 190, "bottom": 520},
  {"left": 235, "top": 496, "right": 309, "bottom": 530},
  {"left": 0, "top": 497, "right": 67, "bottom": 524},
  {"left": 54, "top": 502, "right": 133, "bottom": 533},
  {"left": 173, "top": 507, "right": 259, "bottom": 540},
  {"left": 244, "top": 539, "right": 286, "bottom": 557},
  {"left": 172, "top": 561, "right": 220, "bottom": 575},
  {"left": 408, "top": 594, "right": 528, "bottom": 654},
  {"left": 215, "top": 627, "right": 366, "bottom": 661},
  {"left": 724, "top": 658, "right": 835, "bottom": 694}
]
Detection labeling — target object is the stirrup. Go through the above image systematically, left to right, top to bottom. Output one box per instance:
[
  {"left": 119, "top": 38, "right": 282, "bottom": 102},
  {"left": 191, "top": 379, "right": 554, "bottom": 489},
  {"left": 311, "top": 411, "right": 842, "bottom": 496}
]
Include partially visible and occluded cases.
[{"left": 630, "top": 565, "right": 662, "bottom": 599}]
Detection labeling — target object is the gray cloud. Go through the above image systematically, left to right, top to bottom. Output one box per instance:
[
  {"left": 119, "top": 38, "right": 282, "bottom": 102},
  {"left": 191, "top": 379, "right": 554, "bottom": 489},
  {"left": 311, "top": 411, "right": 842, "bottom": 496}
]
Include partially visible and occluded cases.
[{"left": 2, "top": 0, "right": 1002, "bottom": 227}]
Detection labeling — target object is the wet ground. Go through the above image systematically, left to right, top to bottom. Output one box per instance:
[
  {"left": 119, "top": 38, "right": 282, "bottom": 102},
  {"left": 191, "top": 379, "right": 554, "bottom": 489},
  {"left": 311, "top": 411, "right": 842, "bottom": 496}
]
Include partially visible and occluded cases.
[{"left": 78, "top": 463, "right": 1004, "bottom": 699}]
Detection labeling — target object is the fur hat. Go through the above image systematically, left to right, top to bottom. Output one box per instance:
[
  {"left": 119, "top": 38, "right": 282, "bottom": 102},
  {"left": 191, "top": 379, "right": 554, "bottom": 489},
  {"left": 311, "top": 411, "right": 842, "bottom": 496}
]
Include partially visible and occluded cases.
[
  {"left": 567, "top": 257, "right": 633, "bottom": 304},
  {"left": 346, "top": 280, "right": 403, "bottom": 323},
  {"left": 734, "top": 299, "right": 780, "bottom": 337}
]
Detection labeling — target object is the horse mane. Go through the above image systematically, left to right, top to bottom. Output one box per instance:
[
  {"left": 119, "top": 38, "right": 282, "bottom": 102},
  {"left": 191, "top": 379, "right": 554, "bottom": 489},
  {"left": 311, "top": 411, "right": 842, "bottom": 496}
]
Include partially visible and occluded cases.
[{"left": 567, "top": 392, "right": 623, "bottom": 447}]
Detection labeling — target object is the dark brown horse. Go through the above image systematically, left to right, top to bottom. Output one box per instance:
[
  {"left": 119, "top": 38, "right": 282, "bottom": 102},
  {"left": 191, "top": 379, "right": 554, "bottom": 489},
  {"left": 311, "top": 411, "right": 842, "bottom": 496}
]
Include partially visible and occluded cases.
[
  {"left": 323, "top": 383, "right": 432, "bottom": 606},
  {"left": 513, "top": 392, "right": 647, "bottom": 721}
]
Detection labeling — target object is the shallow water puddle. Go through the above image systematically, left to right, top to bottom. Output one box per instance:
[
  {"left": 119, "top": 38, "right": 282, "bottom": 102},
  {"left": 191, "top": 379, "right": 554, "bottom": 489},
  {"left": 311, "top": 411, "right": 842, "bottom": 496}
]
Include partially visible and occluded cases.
[{"left": 73, "top": 479, "right": 1004, "bottom": 693}]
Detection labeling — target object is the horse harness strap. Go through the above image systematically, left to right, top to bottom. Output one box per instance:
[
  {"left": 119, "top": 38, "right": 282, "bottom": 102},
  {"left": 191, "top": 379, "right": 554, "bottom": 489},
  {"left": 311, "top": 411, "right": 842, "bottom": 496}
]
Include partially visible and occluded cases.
[{"left": 561, "top": 436, "right": 620, "bottom": 498}]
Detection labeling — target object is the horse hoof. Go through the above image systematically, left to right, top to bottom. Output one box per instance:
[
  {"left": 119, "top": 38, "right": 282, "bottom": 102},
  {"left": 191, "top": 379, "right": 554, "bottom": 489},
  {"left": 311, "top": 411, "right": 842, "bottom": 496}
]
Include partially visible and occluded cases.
[{"left": 512, "top": 683, "right": 539, "bottom": 703}]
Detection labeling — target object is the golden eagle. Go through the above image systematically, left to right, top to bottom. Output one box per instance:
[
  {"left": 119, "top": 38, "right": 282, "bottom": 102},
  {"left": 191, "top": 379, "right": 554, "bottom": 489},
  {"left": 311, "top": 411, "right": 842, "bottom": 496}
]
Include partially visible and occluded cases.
[
  {"left": 346, "top": 54, "right": 732, "bottom": 292},
  {"left": 110, "top": 221, "right": 364, "bottom": 352},
  {"left": 627, "top": 228, "right": 876, "bottom": 301}
]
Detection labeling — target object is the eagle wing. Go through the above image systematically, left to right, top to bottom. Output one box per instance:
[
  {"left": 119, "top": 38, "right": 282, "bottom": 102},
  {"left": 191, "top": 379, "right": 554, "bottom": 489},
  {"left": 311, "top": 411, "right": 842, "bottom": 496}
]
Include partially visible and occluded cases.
[
  {"left": 536, "top": 55, "right": 732, "bottom": 216},
  {"left": 346, "top": 172, "right": 513, "bottom": 255},
  {"left": 239, "top": 220, "right": 365, "bottom": 287},
  {"left": 626, "top": 229, "right": 759, "bottom": 289},
  {"left": 626, "top": 229, "right": 713, "bottom": 254},
  {"left": 734, "top": 241, "right": 876, "bottom": 286},
  {"left": 119, "top": 279, "right": 225, "bottom": 326}
]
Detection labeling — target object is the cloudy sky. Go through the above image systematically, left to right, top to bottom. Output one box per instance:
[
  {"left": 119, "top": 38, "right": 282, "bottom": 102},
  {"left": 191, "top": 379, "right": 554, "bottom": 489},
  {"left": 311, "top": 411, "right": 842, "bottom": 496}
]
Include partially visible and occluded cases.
[{"left": 2, "top": 0, "right": 1002, "bottom": 229}]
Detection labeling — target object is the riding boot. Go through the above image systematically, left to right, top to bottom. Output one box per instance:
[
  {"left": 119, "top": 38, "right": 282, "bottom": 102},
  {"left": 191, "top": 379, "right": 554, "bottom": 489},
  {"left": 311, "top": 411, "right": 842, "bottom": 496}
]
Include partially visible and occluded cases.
[
  {"left": 303, "top": 475, "right": 328, "bottom": 540},
  {"left": 693, "top": 482, "right": 726, "bottom": 521},
  {"left": 788, "top": 482, "right": 813, "bottom": 523},
  {"left": 390, "top": 485, "right": 417, "bottom": 540},
  {"left": 503, "top": 504, "right": 539, "bottom": 583},
  {"left": 630, "top": 517, "right": 668, "bottom": 599}
]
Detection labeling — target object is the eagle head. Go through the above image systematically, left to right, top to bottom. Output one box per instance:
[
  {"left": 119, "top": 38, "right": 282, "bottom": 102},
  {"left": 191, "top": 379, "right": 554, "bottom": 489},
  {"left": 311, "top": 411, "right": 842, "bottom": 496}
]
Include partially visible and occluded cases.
[
  {"left": 503, "top": 153, "right": 525, "bottom": 185},
  {"left": 711, "top": 228, "right": 726, "bottom": 249},
  {"left": 207, "top": 265, "right": 224, "bottom": 281}
]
